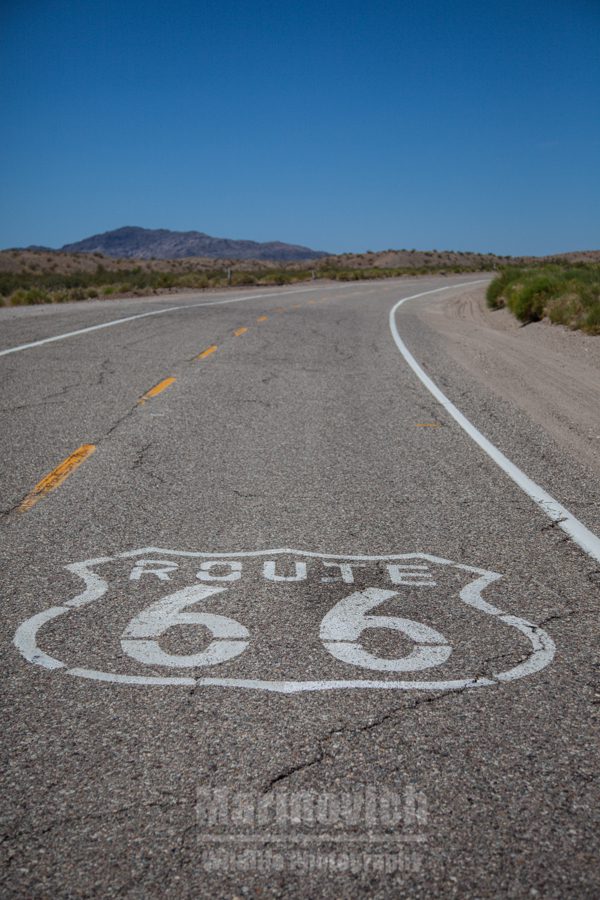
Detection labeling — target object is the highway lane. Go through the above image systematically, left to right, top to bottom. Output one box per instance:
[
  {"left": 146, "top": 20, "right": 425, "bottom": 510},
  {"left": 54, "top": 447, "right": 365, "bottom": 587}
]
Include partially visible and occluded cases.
[
  {"left": 1, "top": 275, "right": 599, "bottom": 898},
  {"left": 0, "top": 281, "right": 390, "bottom": 514},
  {"left": 0, "top": 282, "right": 399, "bottom": 355},
  {"left": 0, "top": 285, "right": 321, "bottom": 353}
]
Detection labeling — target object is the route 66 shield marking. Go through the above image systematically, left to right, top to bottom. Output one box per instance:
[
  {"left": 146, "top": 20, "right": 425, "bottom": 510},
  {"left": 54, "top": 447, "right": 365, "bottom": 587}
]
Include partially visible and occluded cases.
[{"left": 13, "top": 547, "right": 555, "bottom": 692}]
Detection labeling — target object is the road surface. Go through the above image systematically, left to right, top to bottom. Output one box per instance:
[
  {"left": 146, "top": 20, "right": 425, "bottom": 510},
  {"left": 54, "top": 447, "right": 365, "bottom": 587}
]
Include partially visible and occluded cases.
[{"left": 1, "top": 275, "right": 599, "bottom": 897}]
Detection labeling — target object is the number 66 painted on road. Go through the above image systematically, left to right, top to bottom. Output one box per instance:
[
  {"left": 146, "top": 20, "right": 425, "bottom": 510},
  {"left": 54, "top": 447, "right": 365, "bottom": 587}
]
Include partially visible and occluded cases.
[{"left": 121, "top": 584, "right": 451, "bottom": 672}]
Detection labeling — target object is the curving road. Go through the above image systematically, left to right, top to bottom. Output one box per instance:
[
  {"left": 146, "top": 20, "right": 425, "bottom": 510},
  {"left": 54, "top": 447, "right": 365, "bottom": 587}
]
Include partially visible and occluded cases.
[{"left": 1, "top": 275, "right": 599, "bottom": 897}]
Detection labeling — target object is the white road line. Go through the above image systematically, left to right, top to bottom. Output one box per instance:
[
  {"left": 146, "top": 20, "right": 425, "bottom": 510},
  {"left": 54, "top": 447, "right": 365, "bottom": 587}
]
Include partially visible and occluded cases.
[
  {"left": 0, "top": 277, "right": 443, "bottom": 358},
  {"left": 389, "top": 282, "right": 600, "bottom": 565},
  {"left": 0, "top": 287, "right": 311, "bottom": 357}
]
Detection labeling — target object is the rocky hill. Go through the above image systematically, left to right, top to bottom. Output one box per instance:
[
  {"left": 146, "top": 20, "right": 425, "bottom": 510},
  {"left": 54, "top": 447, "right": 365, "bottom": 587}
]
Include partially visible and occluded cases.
[{"left": 59, "top": 226, "right": 327, "bottom": 261}]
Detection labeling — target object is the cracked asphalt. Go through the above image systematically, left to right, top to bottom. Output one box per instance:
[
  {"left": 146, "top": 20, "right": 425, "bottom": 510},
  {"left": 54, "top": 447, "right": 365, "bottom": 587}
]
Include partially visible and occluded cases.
[{"left": 1, "top": 275, "right": 599, "bottom": 898}]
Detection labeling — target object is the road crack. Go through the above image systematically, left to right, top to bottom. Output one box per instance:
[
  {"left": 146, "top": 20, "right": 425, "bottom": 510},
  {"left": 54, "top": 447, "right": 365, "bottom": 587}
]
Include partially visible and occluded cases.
[
  {"left": 0, "top": 378, "right": 85, "bottom": 414},
  {"left": 263, "top": 688, "right": 469, "bottom": 793}
]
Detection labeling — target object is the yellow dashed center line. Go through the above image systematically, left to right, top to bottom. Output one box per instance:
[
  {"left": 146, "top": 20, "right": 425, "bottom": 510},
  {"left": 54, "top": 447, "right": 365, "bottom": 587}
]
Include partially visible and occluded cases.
[
  {"left": 257, "top": 315, "right": 268, "bottom": 323},
  {"left": 233, "top": 327, "right": 248, "bottom": 337},
  {"left": 197, "top": 344, "right": 218, "bottom": 360},
  {"left": 138, "top": 376, "right": 176, "bottom": 403},
  {"left": 415, "top": 423, "right": 442, "bottom": 427},
  {"left": 18, "top": 444, "right": 96, "bottom": 512}
]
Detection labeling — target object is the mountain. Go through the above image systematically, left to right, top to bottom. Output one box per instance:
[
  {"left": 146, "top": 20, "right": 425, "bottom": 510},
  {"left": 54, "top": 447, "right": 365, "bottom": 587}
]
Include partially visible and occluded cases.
[{"left": 60, "top": 226, "right": 327, "bottom": 261}]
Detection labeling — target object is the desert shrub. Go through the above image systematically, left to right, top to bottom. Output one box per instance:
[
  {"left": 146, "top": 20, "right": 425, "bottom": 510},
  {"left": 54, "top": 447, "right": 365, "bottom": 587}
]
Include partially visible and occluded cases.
[
  {"left": 486, "top": 265, "right": 600, "bottom": 333},
  {"left": 486, "top": 269, "right": 523, "bottom": 309},
  {"left": 258, "top": 271, "right": 297, "bottom": 285},
  {"left": 178, "top": 272, "right": 210, "bottom": 289},
  {"left": 231, "top": 272, "right": 257, "bottom": 286},
  {"left": 508, "top": 272, "right": 559, "bottom": 322},
  {"left": 9, "top": 287, "right": 51, "bottom": 305}
]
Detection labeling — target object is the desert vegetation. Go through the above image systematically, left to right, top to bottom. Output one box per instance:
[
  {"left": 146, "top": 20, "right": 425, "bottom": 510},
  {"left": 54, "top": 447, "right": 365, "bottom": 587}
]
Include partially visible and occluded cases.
[
  {"left": 2, "top": 247, "right": 599, "bottom": 310},
  {"left": 0, "top": 248, "right": 497, "bottom": 306},
  {"left": 486, "top": 264, "right": 600, "bottom": 334}
]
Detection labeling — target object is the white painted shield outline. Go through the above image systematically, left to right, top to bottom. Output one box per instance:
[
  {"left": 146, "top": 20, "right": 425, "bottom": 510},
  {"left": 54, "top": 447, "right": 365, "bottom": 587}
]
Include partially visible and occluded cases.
[{"left": 13, "top": 547, "right": 555, "bottom": 692}]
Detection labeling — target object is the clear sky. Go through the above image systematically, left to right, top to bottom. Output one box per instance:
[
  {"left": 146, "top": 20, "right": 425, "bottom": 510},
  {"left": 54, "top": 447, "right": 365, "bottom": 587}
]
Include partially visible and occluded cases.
[{"left": 1, "top": 0, "right": 599, "bottom": 255}]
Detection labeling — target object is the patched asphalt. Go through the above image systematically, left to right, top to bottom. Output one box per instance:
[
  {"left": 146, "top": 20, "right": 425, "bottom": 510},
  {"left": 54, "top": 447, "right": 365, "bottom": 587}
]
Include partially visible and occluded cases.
[{"left": 1, "top": 276, "right": 599, "bottom": 898}]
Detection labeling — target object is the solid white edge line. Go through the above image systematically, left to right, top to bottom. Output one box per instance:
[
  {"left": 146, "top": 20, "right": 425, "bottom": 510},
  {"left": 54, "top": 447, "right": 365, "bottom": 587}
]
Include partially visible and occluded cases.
[{"left": 389, "top": 282, "right": 600, "bottom": 565}]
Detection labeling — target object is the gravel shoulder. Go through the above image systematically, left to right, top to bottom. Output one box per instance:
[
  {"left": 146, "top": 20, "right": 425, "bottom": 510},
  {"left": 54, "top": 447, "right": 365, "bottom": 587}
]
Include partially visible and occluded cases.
[{"left": 415, "top": 286, "right": 600, "bottom": 478}]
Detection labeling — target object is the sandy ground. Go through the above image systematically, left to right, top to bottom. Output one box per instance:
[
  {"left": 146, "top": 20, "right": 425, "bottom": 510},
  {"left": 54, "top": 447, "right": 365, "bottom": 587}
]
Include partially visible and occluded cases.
[{"left": 416, "top": 285, "right": 600, "bottom": 478}]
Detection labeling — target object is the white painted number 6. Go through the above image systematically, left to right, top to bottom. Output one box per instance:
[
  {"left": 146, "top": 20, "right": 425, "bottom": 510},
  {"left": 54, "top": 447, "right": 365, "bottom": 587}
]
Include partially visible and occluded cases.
[
  {"left": 121, "top": 584, "right": 249, "bottom": 668},
  {"left": 121, "top": 585, "right": 451, "bottom": 674},
  {"left": 320, "top": 587, "right": 452, "bottom": 672}
]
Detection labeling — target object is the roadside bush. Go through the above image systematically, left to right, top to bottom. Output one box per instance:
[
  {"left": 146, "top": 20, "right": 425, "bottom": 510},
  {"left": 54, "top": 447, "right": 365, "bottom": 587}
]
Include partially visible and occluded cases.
[
  {"left": 486, "top": 265, "right": 600, "bottom": 333},
  {"left": 258, "top": 271, "right": 297, "bottom": 286},
  {"left": 178, "top": 272, "right": 210, "bottom": 289},
  {"left": 231, "top": 272, "right": 257, "bottom": 286},
  {"left": 509, "top": 272, "right": 558, "bottom": 322},
  {"left": 9, "top": 287, "right": 51, "bottom": 305}
]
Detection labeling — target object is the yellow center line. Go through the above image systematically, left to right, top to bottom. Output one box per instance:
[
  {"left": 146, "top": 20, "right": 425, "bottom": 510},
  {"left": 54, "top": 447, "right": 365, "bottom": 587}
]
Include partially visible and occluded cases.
[
  {"left": 307, "top": 300, "right": 317, "bottom": 305},
  {"left": 257, "top": 315, "right": 268, "bottom": 322},
  {"left": 233, "top": 327, "right": 248, "bottom": 336},
  {"left": 197, "top": 344, "right": 218, "bottom": 360},
  {"left": 138, "top": 376, "right": 176, "bottom": 403},
  {"left": 415, "top": 423, "right": 442, "bottom": 427},
  {"left": 18, "top": 444, "right": 96, "bottom": 512}
]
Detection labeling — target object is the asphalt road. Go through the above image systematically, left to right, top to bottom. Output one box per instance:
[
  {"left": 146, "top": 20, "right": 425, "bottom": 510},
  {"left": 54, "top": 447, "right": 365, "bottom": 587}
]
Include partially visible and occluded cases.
[{"left": 1, "top": 275, "right": 599, "bottom": 898}]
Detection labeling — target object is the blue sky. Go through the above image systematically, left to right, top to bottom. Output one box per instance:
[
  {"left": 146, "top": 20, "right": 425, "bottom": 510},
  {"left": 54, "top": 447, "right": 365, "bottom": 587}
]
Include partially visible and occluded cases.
[{"left": 1, "top": 0, "right": 599, "bottom": 255}]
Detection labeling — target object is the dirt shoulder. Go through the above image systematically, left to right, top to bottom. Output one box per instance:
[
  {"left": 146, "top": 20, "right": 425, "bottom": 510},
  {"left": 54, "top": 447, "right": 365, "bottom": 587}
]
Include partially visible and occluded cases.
[{"left": 415, "top": 284, "right": 600, "bottom": 477}]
